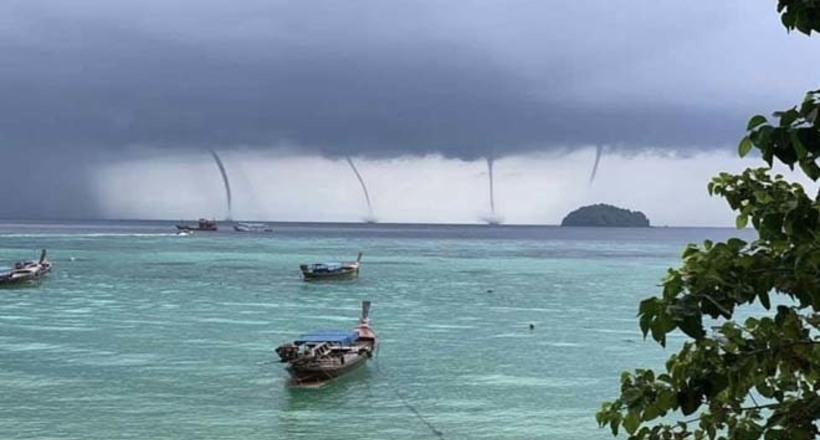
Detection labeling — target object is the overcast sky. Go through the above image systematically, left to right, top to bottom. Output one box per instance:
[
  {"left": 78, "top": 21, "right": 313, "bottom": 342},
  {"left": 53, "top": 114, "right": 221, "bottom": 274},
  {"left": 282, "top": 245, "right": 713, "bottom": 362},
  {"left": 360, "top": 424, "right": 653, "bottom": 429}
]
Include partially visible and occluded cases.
[{"left": 1, "top": 1, "right": 818, "bottom": 223}]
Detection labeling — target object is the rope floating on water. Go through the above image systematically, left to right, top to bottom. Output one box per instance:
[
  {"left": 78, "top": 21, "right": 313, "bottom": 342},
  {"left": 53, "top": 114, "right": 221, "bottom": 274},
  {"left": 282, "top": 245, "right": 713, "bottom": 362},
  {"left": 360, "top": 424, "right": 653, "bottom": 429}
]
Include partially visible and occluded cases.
[
  {"left": 375, "top": 347, "right": 446, "bottom": 439},
  {"left": 390, "top": 385, "right": 445, "bottom": 439}
]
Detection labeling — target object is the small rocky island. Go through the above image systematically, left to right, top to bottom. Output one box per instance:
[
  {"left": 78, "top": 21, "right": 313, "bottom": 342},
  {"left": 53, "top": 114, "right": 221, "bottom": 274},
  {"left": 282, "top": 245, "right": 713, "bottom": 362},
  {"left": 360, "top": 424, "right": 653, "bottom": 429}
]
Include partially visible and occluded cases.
[{"left": 561, "top": 203, "right": 650, "bottom": 227}]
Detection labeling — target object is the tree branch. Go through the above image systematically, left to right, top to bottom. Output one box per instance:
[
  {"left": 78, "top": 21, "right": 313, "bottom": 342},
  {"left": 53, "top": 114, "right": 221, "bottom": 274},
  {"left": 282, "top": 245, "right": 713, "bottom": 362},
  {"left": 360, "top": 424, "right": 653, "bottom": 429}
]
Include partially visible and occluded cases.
[
  {"left": 702, "top": 294, "right": 733, "bottom": 317},
  {"left": 681, "top": 403, "right": 782, "bottom": 425}
]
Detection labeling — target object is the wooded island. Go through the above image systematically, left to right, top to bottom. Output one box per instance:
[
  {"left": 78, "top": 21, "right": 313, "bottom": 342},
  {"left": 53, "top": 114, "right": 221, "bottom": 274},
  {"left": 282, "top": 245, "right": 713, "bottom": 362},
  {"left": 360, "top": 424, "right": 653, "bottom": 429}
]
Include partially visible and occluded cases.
[{"left": 561, "top": 204, "right": 650, "bottom": 227}]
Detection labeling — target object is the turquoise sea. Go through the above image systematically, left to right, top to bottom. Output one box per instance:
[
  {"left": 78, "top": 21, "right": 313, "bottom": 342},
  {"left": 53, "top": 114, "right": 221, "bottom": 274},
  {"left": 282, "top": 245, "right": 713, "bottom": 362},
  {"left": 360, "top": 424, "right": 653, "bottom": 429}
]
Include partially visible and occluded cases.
[{"left": 0, "top": 221, "right": 756, "bottom": 440}]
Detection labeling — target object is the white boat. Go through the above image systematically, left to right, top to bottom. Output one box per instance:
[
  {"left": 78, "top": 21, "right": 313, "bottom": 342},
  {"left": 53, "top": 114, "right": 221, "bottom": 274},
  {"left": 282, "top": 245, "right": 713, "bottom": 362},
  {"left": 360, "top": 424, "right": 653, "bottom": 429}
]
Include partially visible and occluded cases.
[{"left": 233, "top": 222, "right": 273, "bottom": 232}]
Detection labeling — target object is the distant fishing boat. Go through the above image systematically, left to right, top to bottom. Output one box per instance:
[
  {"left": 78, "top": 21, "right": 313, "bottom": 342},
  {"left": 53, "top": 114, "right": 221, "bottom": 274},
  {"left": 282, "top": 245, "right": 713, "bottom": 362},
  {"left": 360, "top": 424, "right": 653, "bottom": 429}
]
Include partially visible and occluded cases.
[
  {"left": 175, "top": 218, "right": 218, "bottom": 232},
  {"left": 233, "top": 222, "right": 273, "bottom": 233},
  {"left": 0, "top": 249, "right": 52, "bottom": 287},
  {"left": 300, "top": 252, "right": 362, "bottom": 281},
  {"left": 275, "top": 301, "right": 377, "bottom": 387}
]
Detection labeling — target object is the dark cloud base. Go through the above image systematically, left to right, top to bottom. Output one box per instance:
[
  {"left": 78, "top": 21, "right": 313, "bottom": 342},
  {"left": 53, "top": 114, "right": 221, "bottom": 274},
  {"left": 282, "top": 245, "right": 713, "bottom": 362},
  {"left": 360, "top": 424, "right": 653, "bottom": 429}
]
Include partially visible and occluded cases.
[
  {"left": 1, "top": 22, "right": 745, "bottom": 161},
  {"left": 0, "top": 155, "right": 97, "bottom": 219}
]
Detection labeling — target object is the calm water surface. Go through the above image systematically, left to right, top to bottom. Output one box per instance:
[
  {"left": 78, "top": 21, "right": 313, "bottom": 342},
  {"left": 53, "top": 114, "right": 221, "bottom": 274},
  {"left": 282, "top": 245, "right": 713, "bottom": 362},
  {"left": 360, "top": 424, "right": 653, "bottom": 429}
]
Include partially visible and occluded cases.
[{"left": 0, "top": 221, "right": 755, "bottom": 439}]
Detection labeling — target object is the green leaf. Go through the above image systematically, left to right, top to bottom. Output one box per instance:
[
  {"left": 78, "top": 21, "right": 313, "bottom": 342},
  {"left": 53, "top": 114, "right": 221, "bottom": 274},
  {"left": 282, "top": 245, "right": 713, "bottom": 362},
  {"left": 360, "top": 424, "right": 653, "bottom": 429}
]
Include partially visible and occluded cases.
[
  {"left": 781, "top": 10, "right": 793, "bottom": 28},
  {"left": 778, "top": 108, "right": 799, "bottom": 127},
  {"left": 747, "top": 115, "right": 767, "bottom": 131},
  {"left": 789, "top": 131, "right": 808, "bottom": 160},
  {"left": 739, "top": 136, "right": 754, "bottom": 157},
  {"left": 798, "top": 159, "right": 820, "bottom": 181},
  {"left": 754, "top": 190, "right": 772, "bottom": 203},
  {"left": 736, "top": 213, "right": 749, "bottom": 229},
  {"left": 727, "top": 237, "right": 747, "bottom": 250},
  {"left": 682, "top": 245, "right": 700, "bottom": 259},
  {"left": 759, "top": 291, "right": 771, "bottom": 310},
  {"left": 639, "top": 297, "right": 658, "bottom": 315},
  {"left": 639, "top": 313, "right": 652, "bottom": 338},
  {"left": 650, "top": 313, "right": 671, "bottom": 347},
  {"left": 678, "top": 315, "right": 705, "bottom": 340},
  {"left": 622, "top": 387, "right": 643, "bottom": 405},
  {"left": 678, "top": 388, "right": 701, "bottom": 416},
  {"left": 657, "top": 389, "right": 677, "bottom": 409},
  {"left": 642, "top": 403, "right": 660, "bottom": 421},
  {"left": 623, "top": 411, "right": 640, "bottom": 434},
  {"left": 609, "top": 413, "right": 620, "bottom": 436}
]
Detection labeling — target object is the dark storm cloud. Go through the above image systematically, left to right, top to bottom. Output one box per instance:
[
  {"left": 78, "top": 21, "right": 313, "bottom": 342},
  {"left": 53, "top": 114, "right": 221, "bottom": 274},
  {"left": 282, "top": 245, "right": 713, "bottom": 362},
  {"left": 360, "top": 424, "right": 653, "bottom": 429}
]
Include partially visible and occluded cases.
[
  {"left": 3, "top": 0, "right": 806, "bottom": 160},
  {"left": 1, "top": 1, "right": 818, "bottom": 218},
  {"left": 1, "top": 20, "right": 742, "bottom": 159},
  {"left": 0, "top": 25, "right": 547, "bottom": 156},
  {"left": 0, "top": 155, "right": 98, "bottom": 219}
]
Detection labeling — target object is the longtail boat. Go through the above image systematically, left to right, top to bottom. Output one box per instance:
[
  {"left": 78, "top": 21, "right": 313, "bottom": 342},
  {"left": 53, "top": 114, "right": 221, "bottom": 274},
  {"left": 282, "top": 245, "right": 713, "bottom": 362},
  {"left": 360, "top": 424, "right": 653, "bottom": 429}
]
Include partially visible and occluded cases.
[
  {"left": 175, "top": 218, "right": 218, "bottom": 231},
  {"left": 0, "top": 249, "right": 52, "bottom": 287},
  {"left": 299, "top": 252, "right": 362, "bottom": 281},
  {"left": 275, "top": 301, "right": 377, "bottom": 387}
]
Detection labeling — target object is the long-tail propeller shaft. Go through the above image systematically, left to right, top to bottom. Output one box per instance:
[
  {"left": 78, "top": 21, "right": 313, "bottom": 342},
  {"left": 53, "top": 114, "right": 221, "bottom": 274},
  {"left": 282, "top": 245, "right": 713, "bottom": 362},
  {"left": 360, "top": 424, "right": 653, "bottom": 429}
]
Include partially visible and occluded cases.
[{"left": 361, "top": 300, "right": 371, "bottom": 323}]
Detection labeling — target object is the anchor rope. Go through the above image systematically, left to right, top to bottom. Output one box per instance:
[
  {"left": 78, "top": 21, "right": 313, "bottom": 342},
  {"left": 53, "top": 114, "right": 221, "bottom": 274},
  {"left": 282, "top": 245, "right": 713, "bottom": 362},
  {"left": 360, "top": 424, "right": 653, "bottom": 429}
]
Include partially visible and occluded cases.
[{"left": 375, "top": 346, "right": 446, "bottom": 439}]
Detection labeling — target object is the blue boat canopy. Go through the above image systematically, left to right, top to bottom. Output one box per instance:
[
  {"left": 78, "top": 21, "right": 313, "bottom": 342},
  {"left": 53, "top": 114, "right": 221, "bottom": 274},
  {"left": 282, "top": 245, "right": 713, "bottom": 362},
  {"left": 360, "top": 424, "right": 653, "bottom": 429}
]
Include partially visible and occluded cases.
[
  {"left": 310, "top": 262, "right": 343, "bottom": 271},
  {"left": 295, "top": 330, "right": 359, "bottom": 346}
]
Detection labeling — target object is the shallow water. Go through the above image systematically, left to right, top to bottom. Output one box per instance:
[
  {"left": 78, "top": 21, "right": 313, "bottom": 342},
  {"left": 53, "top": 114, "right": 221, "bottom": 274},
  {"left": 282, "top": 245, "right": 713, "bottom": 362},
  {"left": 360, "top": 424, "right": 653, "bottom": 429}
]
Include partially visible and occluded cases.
[{"left": 0, "top": 221, "right": 755, "bottom": 439}]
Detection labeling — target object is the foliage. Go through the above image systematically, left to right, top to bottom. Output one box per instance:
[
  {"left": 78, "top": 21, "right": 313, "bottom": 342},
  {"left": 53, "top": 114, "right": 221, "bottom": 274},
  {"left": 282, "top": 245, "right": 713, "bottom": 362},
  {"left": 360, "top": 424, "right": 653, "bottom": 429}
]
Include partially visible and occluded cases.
[
  {"left": 777, "top": 0, "right": 820, "bottom": 35},
  {"left": 596, "top": 4, "right": 820, "bottom": 439},
  {"left": 739, "top": 91, "right": 820, "bottom": 181},
  {"left": 561, "top": 203, "right": 650, "bottom": 227}
]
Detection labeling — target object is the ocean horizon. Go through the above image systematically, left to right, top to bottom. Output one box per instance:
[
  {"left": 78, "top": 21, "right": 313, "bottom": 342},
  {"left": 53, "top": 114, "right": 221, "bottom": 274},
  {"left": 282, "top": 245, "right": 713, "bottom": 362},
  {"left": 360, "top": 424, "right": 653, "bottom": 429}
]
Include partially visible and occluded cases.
[{"left": 0, "top": 216, "right": 738, "bottom": 229}]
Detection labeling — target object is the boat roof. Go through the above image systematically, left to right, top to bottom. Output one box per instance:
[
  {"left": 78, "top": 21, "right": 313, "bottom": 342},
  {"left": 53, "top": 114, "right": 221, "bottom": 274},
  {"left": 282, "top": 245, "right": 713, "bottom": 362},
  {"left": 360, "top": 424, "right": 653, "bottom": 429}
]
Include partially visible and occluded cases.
[
  {"left": 310, "top": 262, "right": 345, "bottom": 269},
  {"left": 295, "top": 330, "right": 359, "bottom": 345}
]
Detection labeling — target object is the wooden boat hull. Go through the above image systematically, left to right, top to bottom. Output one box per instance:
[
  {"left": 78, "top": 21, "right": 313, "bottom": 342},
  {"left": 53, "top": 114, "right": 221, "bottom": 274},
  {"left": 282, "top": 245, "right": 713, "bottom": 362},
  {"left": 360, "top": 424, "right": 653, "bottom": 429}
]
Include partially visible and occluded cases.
[
  {"left": 176, "top": 219, "right": 218, "bottom": 231},
  {"left": 176, "top": 225, "right": 218, "bottom": 231},
  {"left": 300, "top": 252, "right": 362, "bottom": 282},
  {"left": 0, "top": 254, "right": 51, "bottom": 288},
  {"left": 301, "top": 267, "right": 359, "bottom": 281},
  {"left": 0, "top": 269, "right": 49, "bottom": 287},
  {"left": 0, "top": 275, "right": 43, "bottom": 287},
  {"left": 287, "top": 352, "right": 371, "bottom": 382}
]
